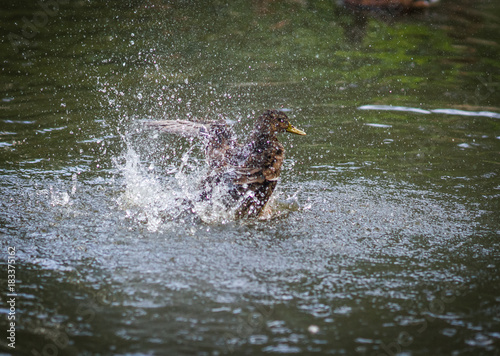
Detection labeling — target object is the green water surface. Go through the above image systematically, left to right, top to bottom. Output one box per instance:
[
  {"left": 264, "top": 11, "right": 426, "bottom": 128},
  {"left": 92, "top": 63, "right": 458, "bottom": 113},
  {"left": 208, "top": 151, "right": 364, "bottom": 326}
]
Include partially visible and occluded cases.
[{"left": 1, "top": 0, "right": 499, "bottom": 355}]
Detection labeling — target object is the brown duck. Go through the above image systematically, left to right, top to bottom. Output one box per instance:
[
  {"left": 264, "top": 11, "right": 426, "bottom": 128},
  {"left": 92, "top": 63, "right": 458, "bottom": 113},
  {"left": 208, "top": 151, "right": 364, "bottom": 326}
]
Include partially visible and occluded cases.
[{"left": 145, "top": 110, "right": 306, "bottom": 218}]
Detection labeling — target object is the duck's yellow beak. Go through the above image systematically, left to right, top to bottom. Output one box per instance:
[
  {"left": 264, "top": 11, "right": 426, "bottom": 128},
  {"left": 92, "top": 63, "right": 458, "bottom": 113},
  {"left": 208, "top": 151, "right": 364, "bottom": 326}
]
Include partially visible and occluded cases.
[{"left": 286, "top": 123, "right": 306, "bottom": 135}]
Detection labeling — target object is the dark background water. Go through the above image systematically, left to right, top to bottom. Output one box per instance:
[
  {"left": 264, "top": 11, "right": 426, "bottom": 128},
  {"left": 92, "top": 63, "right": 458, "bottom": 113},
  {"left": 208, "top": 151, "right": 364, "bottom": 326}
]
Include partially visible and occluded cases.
[{"left": 1, "top": 0, "right": 499, "bottom": 355}]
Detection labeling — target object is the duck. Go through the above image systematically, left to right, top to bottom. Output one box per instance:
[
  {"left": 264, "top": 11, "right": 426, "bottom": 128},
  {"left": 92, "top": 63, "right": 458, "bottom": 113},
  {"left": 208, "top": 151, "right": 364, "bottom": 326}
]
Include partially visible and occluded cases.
[{"left": 145, "top": 110, "right": 306, "bottom": 218}]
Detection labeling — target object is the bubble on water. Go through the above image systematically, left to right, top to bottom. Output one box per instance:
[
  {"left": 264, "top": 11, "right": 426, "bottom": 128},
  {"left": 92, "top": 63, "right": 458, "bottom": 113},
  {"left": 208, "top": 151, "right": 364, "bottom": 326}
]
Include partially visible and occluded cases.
[{"left": 49, "top": 189, "right": 71, "bottom": 206}]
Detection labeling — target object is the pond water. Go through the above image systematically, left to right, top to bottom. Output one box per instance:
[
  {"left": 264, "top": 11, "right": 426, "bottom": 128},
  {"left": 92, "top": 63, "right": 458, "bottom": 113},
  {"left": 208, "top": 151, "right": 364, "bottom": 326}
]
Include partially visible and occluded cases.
[{"left": 1, "top": 0, "right": 499, "bottom": 355}]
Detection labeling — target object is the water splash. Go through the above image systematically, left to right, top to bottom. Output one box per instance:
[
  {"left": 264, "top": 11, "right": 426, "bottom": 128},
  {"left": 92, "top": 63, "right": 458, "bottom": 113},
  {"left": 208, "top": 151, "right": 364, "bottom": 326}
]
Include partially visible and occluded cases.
[
  {"left": 115, "top": 127, "right": 299, "bottom": 229},
  {"left": 115, "top": 144, "right": 190, "bottom": 231}
]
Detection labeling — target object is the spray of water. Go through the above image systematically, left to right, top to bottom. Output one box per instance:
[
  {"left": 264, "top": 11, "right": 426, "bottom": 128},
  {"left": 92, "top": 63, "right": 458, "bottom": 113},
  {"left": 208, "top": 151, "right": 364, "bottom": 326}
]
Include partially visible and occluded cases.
[{"left": 113, "top": 122, "right": 300, "bottom": 230}]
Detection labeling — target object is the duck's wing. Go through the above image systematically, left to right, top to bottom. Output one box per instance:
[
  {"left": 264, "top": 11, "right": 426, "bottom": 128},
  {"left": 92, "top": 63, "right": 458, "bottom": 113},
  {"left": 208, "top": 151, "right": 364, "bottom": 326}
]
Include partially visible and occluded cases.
[
  {"left": 145, "top": 119, "right": 238, "bottom": 165},
  {"left": 144, "top": 120, "right": 214, "bottom": 138},
  {"left": 228, "top": 141, "right": 285, "bottom": 184},
  {"left": 226, "top": 157, "right": 283, "bottom": 185},
  {"left": 229, "top": 164, "right": 281, "bottom": 185},
  {"left": 229, "top": 167, "right": 269, "bottom": 184}
]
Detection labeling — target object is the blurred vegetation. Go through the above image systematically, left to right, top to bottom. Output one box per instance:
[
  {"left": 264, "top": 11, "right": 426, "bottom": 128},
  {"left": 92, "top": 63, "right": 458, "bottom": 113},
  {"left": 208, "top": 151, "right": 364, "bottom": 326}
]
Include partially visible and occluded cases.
[{"left": 1, "top": 0, "right": 499, "bottom": 111}]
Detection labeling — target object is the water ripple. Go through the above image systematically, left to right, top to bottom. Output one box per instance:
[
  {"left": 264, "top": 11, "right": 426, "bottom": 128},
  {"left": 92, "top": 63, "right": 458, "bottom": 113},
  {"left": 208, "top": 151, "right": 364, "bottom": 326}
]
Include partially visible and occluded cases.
[{"left": 358, "top": 105, "right": 500, "bottom": 119}]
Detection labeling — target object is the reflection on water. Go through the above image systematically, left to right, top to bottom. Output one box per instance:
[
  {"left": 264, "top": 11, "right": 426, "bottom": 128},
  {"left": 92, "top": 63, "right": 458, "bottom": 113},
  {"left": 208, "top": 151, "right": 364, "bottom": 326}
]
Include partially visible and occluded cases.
[
  {"left": 1, "top": 0, "right": 499, "bottom": 355},
  {"left": 359, "top": 104, "right": 500, "bottom": 118}
]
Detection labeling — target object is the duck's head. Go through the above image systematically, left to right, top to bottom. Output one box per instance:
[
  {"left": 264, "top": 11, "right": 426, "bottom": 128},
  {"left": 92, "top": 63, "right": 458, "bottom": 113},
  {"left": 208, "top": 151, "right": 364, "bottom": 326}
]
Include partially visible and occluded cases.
[{"left": 256, "top": 110, "right": 306, "bottom": 137}]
